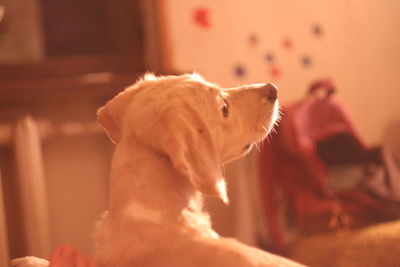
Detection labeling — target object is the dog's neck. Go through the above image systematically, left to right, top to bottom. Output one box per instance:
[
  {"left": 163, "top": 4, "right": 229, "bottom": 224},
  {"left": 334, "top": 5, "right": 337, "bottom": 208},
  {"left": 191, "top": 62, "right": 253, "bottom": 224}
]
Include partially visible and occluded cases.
[{"left": 107, "top": 138, "right": 217, "bottom": 237}]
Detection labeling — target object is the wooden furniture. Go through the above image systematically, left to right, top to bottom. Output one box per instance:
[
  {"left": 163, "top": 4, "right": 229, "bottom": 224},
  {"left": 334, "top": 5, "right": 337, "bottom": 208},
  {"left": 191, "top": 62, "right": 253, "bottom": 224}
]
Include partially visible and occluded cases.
[
  {"left": 0, "top": 0, "right": 145, "bottom": 81},
  {"left": 0, "top": 1, "right": 146, "bottom": 258}
]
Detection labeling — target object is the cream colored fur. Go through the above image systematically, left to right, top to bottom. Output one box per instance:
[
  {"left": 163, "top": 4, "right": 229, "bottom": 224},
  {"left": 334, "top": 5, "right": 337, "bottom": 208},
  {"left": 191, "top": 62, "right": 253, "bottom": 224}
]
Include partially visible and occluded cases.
[{"left": 95, "top": 73, "right": 304, "bottom": 267}]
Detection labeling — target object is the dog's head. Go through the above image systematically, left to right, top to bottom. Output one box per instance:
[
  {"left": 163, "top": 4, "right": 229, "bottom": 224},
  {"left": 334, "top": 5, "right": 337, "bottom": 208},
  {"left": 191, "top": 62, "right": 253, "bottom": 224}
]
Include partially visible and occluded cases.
[{"left": 97, "top": 73, "right": 279, "bottom": 203}]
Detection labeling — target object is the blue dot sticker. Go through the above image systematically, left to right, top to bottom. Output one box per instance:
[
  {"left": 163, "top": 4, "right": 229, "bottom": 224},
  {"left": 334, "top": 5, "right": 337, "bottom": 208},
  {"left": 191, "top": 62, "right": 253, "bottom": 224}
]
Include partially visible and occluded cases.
[
  {"left": 312, "top": 23, "right": 323, "bottom": 37},
  {"left": 264, "top": 52, "right": 275, "bottom": 63},
  {"left": 301, "top": 56, "right": 312, "bottom": 67},
  {"left": 234, "top": 64, "right": 246, "bottom": 77}
]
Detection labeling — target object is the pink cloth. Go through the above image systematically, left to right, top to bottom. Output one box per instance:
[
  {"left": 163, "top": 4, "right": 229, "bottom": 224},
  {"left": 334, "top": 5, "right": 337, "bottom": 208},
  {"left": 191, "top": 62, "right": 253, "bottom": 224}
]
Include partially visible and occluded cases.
[{"left": 259, "top": 94, "right": 391, "bottom": 253}]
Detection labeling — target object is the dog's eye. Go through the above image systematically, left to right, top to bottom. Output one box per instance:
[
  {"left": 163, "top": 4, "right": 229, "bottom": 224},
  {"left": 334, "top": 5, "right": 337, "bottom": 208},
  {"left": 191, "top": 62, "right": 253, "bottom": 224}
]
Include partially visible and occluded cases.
[{"left": 222, "top": 99, "right": 229, "bottom": 117}]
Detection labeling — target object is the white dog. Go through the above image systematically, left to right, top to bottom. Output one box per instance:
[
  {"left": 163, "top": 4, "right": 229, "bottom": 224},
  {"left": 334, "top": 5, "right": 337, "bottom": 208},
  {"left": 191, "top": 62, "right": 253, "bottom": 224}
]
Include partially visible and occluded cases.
[
  {"left": 11, "top": 73, "right": 304, "bottom": 267},
  {"left": 94, "top": 73, "right": 303, "bottom": 267}
]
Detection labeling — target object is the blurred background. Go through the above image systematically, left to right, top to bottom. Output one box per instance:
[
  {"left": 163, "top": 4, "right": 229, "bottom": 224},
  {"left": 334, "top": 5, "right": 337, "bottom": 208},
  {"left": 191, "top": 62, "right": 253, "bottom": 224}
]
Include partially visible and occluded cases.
[{"left": 0, "top": 0, "right": 399, "bottom": 266}]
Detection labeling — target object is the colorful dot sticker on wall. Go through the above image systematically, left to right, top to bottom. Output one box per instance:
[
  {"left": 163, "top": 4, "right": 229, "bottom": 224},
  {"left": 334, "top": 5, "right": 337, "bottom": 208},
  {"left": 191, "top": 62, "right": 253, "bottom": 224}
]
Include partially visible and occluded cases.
[
  {"left": 193, "top": 7, "right": 211, "bottom": 28},
  {"left": 312, "top": 23, "right": 323, "bottom": 37},
  {"left": 248, "top": 33, "right": 259, "bottom": 46},
  {"left": 282, "top": 38, "right": 293, "bottom": 50},
  {"left": 264, "top": 52, "right": 275, "bottom": 63},
  {"left": 301, "top": 55, "right": 312, "bottom": 67},
  {"left": 234, "top": 64, "right": 246, "bottom": 78},
  {"left": 269, "top": 66, "right": 281, "bottom": 78}
]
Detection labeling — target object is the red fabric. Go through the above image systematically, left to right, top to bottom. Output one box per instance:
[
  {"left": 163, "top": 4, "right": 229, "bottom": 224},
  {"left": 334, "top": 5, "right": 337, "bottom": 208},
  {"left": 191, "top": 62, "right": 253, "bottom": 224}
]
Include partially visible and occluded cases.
[{"left": 258, "top": 95, "right": 382, "bottom": 253}]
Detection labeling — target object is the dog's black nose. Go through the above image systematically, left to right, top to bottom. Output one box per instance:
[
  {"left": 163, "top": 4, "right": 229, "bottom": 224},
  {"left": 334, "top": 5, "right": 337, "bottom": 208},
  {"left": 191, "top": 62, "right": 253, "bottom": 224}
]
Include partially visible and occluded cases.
[{"left": 264, "top": 83, "right": 278, "bottom": 102}]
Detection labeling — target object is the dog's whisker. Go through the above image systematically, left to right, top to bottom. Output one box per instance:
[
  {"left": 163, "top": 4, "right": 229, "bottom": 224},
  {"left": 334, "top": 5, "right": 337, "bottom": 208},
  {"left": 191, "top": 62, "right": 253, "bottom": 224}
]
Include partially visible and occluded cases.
[
  {"left": 271, "top": 126, "right": 278, "bottom": 135},
  {"left": 264, "top": 133, "right": 270, "bottom": 144},
  {"left": 259, "top": 138, "right": 264, "bottom": 148},
  {"left": 257, "top": 140, "right": 264, "bottom": 151},
  {"left": 255, "top": 142, "right": 261, "bottom": 152}
]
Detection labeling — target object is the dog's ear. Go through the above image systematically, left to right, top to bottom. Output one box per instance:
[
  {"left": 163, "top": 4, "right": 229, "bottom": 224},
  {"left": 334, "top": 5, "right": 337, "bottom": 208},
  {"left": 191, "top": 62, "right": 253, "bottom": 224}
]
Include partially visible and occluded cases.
[
  {"left": 97, "top": 91, "right": 134, "bottom": 144},
  {"left": 97, "top": 105, "right": 121, "bottom": 144},
  {"left": 160, "top": 110, "right": 228, "bottom": 203}
]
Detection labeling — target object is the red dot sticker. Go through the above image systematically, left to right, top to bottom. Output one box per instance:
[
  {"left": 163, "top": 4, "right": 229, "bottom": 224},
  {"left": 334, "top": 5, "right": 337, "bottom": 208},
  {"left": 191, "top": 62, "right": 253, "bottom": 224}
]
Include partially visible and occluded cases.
[
  {"left": 193, "top": 7, "right": 211, "bottom": 28},
  {"left": 282, "top": 38, "right": 293, "bottom": 50},
  {"left": 234, "top": 64, "right": 246, "bottom": 78},
  {"left": 269, "top": 66, "right": 281, "bottom": 78}
]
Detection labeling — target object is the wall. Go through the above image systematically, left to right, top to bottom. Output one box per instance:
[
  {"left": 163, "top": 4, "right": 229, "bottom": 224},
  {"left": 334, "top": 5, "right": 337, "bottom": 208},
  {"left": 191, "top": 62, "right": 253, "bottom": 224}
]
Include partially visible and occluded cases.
[
  {"left": 160, "top": 0, "right": 400, "bottom": 241},
  {"left": 162, "top": 0, "right": 400, "bottom": 149},
  {"left": 0, "top": 96, "right": 112, "bottom": 258},
  {"left": 43, "top": 134, "right": 111, "bottom": 255}
]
